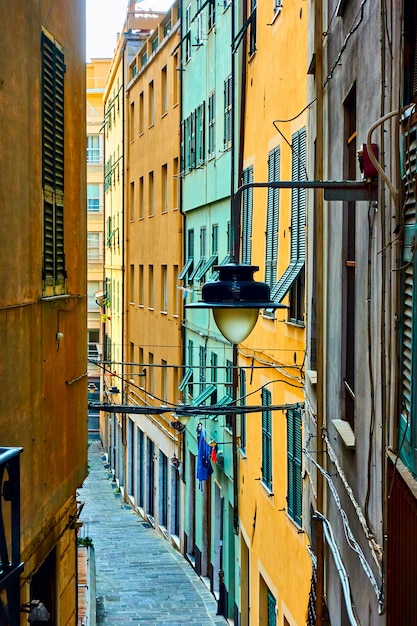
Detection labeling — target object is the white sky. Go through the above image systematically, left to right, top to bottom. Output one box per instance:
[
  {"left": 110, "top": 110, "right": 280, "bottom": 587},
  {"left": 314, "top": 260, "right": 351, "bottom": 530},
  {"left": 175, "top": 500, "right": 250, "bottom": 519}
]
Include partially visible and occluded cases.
[{"left": 86, "top": 0, "right": 174, "bottom": 61}]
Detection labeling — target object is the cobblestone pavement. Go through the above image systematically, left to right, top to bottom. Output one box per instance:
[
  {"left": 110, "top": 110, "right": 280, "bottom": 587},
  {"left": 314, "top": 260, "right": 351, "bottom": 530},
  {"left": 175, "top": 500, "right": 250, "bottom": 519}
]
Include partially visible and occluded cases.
[{"left": 79, "top": 440, "right": 228, "bottom": 625}]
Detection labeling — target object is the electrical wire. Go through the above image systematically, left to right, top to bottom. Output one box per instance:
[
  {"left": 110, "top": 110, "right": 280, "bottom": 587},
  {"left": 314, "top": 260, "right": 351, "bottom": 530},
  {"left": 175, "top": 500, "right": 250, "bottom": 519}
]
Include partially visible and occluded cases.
[
  {"left": 324, "top": 0, "right": 368, "bottom": 87},
  {"left": 303, "top": 445, "right": 383, "bottom": 605}
]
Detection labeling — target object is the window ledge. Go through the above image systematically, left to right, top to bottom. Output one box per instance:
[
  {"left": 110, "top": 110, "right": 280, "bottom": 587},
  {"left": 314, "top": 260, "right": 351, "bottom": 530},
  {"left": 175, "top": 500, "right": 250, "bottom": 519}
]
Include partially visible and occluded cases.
[
  {"left": 306, "top": 370, "right": 317, "bottom": 385},
  {"left": 332, "top": 419, "right": 355, "bottom": 449}
]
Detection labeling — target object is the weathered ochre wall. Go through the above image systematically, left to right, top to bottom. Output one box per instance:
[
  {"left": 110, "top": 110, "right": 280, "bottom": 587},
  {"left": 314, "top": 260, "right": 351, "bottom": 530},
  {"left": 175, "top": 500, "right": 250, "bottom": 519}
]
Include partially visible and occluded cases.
[
  {"left": 0, "top": 1, "right": 87, "bottom": 622},
  {"left": 238, "top": 1, "right": 311, "bottom": 624}
]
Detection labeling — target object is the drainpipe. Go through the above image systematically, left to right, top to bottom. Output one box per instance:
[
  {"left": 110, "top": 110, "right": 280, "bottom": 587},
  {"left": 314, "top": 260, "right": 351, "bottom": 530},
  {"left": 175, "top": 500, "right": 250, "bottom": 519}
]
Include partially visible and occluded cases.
[{"left": 314, "top": 0, "right": 325, "bottom": 624}]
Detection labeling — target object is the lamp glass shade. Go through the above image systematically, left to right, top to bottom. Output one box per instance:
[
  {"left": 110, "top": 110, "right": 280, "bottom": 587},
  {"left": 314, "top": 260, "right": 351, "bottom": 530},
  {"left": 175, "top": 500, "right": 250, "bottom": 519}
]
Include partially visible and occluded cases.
[
  {"left": 213, "top": 307, "right": 259, "bottom": 344},
  {"left": 176, "top": 413, "right": 191, "bottom": 425}
]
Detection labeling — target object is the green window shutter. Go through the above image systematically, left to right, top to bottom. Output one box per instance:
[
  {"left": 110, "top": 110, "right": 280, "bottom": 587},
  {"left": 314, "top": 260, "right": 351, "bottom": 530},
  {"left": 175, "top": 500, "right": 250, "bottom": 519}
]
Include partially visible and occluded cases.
[
  {"left": 41, "top": 32, "right": 66, "bottom": 291},
  {"left": 208, "top": 91, "right": 216, "bottom": 157},
  {"left": 399, "top": 116, "right": 417, "bottom": 473},
  {"left": 269, "top": 127, "right": 306, "bottom": 302},
  {"left": 290, "top": 128, "right": 307, "bottom": 262},
  {"left": 265, "top": 147, "right": 280, "bottom": 288},
  {"left": 241, "top": 166, "right": 254, "bottom": 265},
  {"left": 239, "top": 368, "right": 247, "bottom": 451},
  {"left": 261, "top": 388, "right": 272, "bottom": 490},
  {"left": 287, "top": 407, "right": 302, "bottom": 525},
  {"left": 267, "top": 589, "right": 277, "bottom": 626}
]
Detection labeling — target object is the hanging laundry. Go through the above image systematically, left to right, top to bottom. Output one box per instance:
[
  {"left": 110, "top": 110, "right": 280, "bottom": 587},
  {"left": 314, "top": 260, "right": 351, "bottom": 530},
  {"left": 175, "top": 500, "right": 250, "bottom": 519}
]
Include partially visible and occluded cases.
[{"left": 196, "top": 424, "right": 213, "bottom": 489}]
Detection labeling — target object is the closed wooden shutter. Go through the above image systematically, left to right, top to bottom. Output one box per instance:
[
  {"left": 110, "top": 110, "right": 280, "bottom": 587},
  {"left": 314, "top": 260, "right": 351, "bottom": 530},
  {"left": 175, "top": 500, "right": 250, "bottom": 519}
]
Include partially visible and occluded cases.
[
  {"left": 41, "top": 32, "right": 65, "bottom": 290},
  {"left": 400, "top": 113, "right": 417, "bottom": 473},
  {"left": 265, "top": 147, "right": 280, "bottom": 287},
  {"left": 241, "top": 166, "right": 253, "bottom": 264},
  {"left": 261, "top": 388, "right": 272, "bottom": 490},
  {"left": 287, "top": 407, "right": 302, "bottom": 525}
]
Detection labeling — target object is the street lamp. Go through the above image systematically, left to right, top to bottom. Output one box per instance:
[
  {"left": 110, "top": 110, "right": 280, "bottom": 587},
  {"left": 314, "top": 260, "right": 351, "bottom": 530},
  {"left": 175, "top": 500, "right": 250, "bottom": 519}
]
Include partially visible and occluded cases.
[
  {"left": 186, "top": 179, "right": 376, "bottom": 344},
  {"left": 186, "top": 262, "right": 285, "bottom": 344}
]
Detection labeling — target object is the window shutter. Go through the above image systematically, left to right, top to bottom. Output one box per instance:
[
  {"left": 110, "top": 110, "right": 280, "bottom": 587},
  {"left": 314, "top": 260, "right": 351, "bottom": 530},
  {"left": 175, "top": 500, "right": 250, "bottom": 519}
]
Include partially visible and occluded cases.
[
  {"left": 41, "top": 32, "right": 66, "bottom": 291},
  {"left": 399, "top": 116, "right": 417, "bottom": 472},
  {"left": 291, "top": 128, "right": 307, "bottom": 261},
  {"left": 265, "top": 147, "right": 280, "bottom": 287},
  {"left": 241, "top": 166, "right": 253, "bottom": 264},
  {"left": 261, "top": 388, "right": 272, "bottom": 489},
  {"left": 287, "top": 407, "right": 302, "bottom": 525}
]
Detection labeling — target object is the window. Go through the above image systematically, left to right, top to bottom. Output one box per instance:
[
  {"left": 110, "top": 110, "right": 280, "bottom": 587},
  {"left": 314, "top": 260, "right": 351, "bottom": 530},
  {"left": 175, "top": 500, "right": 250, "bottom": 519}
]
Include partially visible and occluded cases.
[
  {"left": 196, "top": 0, "right": 203, "bottom": 44},
  {"left": 208, "top": 0, "right": 215, "bottom": 30},
  {"left": 249, "top": 0, "right": 257, "bottom": 56},
  {"left": 185, "top": 3, "right": 192, "bottom": 62},
  {"left": 42, "top": 32, "right": 66, "bottom": 294},
  {"left": 151, "top": 35, "right": 159, "bottom": 52},
  {"left": 173, "top": 53, "right": 179, "bottom": 105},
  {"left": 161, "top": 66, "right": 168, "bottom": 115},
  {"left": 224, "top": 75, "right": 233, "bottom": 149},
  {"left": 149, "top": 80, "right": 154, "bottom": 126},
  {"left": 343, "top": 88, "right": 356, "bottom": 427},
  {"left": 139, "top": 91, "right": 144, "bottom": 134},
  {"left": 208, "top": 91, "right": 216, "bottom": 158},
  {"left": 130, "top": 101, "right": 135, "bottom": 140},
  {"left": 197, "top": 103, "right": 205, "bottom": 165},
  {"left": 182, "top": 104, "right": 205, "bottom": 172},
  {"left": 270, "top": 128, "right": 306, "bottom": 305},
  {"left": 87, "top": 134, "right": 101, "bottom": 163},
  {"left": 265, "top": 147, "right": 280, "bottom": 288},
  {"left": 173, "top": 157, "right": 179, "bottom": 209},
  {"left": 161, "top": 164, "right": 168, "bottom": 212},
  {"left": 241, "top": 166, "right": 254, "bottom": 264},
  {"left": 149, "top": 171, "right": 154, "bottom": 216},
  {"left": 139, "top": 176, "right": 144, "bottom": 219},
  {"left": 129, "top": 181, "right": 135, "bottom": 220},
  {"left": 87, "top": 183, "right": 101, "bottom": 212},
  {"left": 190, "top": 226, "right": 206, "bottom": 281},
  {"left": 178, "top": 228, "right": 194, "bottom": 282},
  {"left": 87, "top": 233, "right": 100, "bottom": 261},
  {"left": 129, "top": 264, "right": 135, "bottom": 304},
  {"left": 139, "top": 265, "right": 144, "bottom": 306},
  {"left": 148, "top": 265, "right": 154, "bottom": 309},
  {"left": 161, "top": 265, "right": 168, "bottom": 312},
  {"left": 172, "top": 265, "right": 179, "bottom": 316},
  {"left": 87, "top": 282, "right": 100, "bottom": 312},
  {"left": 188, "top": 339, "right": 194, "bottom": 397},
  {"left": 199, "top": 346, "right": 207, "bottom": 394},
  {"left": 210, "top": 352, "right": 218, "bottom": 404},
  {"left": 148, "top": 353, "right": 154, "bottom": 394},
  {"left": 225, "top": 360, "right": 233, "bottom": 429},
  {"left": 261, "top": 388, "right": 272, "bottom": 490},
  {"left": 287, "top": 406, "right": 302, "bottom": 526},
  {"left": 267, "top": 589, "right": 277, "bottom": 626}
]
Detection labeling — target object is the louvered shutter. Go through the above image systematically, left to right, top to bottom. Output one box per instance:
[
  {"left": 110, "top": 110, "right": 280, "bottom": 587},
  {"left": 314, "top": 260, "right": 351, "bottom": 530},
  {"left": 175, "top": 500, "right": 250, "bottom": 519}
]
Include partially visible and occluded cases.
[
  {"left": 41, "top": 32, "right": 66, "bottom": 290},
  {"left": 208, "top": 91, "right": 216, "bottom": 157},
  {"left": 399, "top": 116, "right": 417, "bottom": 472},
  {"left": 291, "top": 128, "right": 307, "bottom": 261},
  {"left": 265, "top": 147, "right": 280, "bottom": 287},
  {"left": 241, "top": 166, "right": 253, "bottom": 264},
  {"left": 261, "top": 388, "right": 272, "bottom": 490},
  {"left": 287, "top": 407, "right": 302, "bottom": 525}
]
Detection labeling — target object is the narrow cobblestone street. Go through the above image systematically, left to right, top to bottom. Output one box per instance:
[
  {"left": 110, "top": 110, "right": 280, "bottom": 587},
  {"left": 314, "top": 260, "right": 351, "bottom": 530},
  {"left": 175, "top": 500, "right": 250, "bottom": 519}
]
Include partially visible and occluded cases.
[{"left": 79, "top": 440, "right": 228, "bottom": 625}]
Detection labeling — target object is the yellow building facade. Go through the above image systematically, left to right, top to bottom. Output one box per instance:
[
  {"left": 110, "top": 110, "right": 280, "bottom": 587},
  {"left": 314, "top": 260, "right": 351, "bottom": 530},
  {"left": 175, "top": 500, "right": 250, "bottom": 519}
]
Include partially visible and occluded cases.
[
  {"left": 0, "top": 2, "right": 87, "bottom": 623},
  {"left": 122, "top": 2, "right": 184, "bottom": 542},
  {"left": 238, "top": 2, "right": 311, "bottom": 624},
  {"left": 101, "top": 5, "right": 161, "bottom": 450},
  {"left": 87, "top": 59, "right": 111, "bottom": 434}
]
